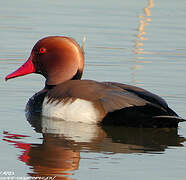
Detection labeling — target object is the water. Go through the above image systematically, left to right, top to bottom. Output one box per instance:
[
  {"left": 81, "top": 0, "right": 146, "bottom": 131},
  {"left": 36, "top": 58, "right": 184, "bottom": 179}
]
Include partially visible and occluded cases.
[{"left": 1, "top": 0, "right": 186, "bottom": 179}]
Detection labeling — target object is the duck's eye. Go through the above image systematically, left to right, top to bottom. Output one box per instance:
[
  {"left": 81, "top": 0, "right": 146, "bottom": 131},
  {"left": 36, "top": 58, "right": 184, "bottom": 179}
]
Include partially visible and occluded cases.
[{"left": 39, "top": 48, "right": 46, "bottom": 54}]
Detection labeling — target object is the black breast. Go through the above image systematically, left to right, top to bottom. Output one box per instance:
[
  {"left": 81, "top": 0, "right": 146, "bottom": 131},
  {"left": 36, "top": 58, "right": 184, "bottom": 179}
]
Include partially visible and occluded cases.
[{"left": 25, "top": 91, "right": 47, "bottom": 116}]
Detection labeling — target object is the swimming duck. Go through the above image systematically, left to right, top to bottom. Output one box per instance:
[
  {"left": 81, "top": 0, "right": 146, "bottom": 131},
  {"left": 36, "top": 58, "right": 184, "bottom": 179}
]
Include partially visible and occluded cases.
[{"left": 5, "top": 36, "right": 185, "bottom": 127}]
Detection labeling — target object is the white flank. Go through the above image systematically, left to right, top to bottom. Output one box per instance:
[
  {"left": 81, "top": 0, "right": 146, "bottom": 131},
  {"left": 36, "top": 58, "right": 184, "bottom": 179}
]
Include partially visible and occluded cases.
[{"left": 42, "top": 97, "right": 101, "bottom": 124}]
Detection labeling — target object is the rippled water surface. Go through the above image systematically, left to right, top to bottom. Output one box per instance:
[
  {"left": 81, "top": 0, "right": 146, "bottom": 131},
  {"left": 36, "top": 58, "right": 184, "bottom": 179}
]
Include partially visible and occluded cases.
[{"left": 1, "top": 0, "right": 186, "bottom": 179}]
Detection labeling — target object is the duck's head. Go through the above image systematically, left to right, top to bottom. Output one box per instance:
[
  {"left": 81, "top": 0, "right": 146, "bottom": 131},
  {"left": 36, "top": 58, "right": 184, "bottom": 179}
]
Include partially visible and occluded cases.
[{"left": 5, "top": 36, "right": 84, "bottom": 85}]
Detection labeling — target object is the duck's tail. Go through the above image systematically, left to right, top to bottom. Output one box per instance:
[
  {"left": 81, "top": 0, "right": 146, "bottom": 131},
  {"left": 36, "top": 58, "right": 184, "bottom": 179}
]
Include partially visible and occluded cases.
[
  {"left": 151, "top": 115, "right": 186, "bottom": 128},
  {"left": 153, "top": 115, "right": 186, "bottom": 122}
]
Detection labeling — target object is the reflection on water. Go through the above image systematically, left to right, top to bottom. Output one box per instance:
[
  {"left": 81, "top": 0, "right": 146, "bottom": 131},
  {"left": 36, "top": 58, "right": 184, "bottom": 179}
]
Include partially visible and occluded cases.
[
  {"left": 132, "top": 0, "right": 154, "bottom": 85},
  {"left": 134, "top": 0, "right": 154, "bottom": 55},
  {"left": 3, "top": 114, "right": 185, "bottom": 179}
]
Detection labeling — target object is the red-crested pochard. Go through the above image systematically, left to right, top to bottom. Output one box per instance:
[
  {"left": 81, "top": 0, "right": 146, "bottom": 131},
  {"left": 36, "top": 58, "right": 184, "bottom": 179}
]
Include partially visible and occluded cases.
[{"left": 5, "top": 36, "right": 185, "bottom": 127}]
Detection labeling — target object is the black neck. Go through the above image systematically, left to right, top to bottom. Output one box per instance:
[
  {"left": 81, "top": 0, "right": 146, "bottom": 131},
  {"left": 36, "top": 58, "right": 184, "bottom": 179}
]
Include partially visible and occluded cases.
[
  {"left": 71, "top": 69, "right": 83, "bottom": 80},
  {"left": 44, "top": 83, "right": 56, "bottom": 90}
]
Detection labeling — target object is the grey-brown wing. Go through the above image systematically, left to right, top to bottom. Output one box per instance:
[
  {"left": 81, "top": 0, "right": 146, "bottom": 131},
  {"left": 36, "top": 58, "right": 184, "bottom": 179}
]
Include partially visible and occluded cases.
[
  {"left": 46, "top": 80, "right": 148, "bottom": 113},
  {"left": 103, "top": 82, "right": 177, "bottom": 116}
]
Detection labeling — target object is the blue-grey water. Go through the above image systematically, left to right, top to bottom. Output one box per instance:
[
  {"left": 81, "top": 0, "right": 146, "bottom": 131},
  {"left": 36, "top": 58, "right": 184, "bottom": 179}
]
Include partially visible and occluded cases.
[{"left": 1, "top": 0, "right": 186, "bottom": 179}]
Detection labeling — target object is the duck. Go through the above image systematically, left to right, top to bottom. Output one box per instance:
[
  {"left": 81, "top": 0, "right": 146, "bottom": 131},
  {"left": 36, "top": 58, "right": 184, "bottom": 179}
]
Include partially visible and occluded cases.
[{"left": 5, "top": 36, "right": 185, "bottom": 128}]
